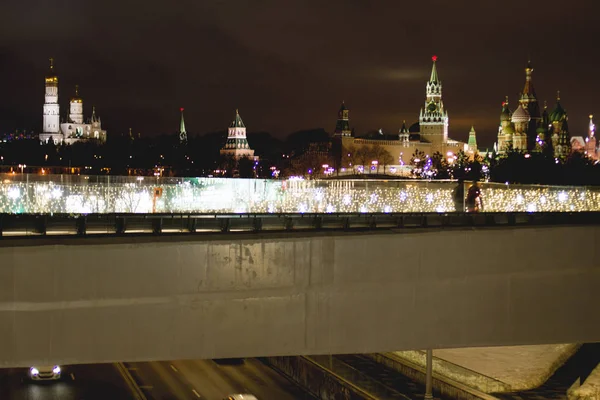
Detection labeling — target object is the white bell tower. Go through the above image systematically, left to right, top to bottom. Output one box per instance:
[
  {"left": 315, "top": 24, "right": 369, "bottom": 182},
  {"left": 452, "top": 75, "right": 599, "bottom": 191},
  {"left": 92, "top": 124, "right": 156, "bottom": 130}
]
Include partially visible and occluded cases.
[
  {"left": 43, "top": 58, "right": 60, "bottom": 134},
  {"left": 69, "top": 84, "right": 84, "bottom": 124}
]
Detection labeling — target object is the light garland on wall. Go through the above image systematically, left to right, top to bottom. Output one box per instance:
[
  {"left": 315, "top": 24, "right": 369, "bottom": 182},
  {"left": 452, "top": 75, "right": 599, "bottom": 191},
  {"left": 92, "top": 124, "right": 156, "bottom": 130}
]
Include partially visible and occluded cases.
[{"left": 0, "top": 174, "right": 599, "bottom": 214}]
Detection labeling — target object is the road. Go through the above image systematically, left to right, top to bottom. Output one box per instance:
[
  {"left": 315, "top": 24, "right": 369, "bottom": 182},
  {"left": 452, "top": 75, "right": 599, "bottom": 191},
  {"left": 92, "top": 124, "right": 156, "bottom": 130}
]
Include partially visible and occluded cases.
[
  {"left": 310, "top": 354, "right": 451, "bottom": 399},
  {"left": 125, "top": 358, "right": 315, "bottom": 400},
  {"left": 0, "top": 359, "right": 314, "bottom": 400},
  {"left": 0, "top": 363, "right": 133, "bottom": 400}
]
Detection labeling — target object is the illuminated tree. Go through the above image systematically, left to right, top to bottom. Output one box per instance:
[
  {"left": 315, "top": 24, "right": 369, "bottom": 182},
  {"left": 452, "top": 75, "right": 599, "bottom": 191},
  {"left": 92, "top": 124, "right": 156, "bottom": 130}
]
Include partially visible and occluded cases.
[
  {"left": 342, "top": 144, "right": 358, "bottom": 169},
  {"left": 410, "top": 149, "right": 426, "bottom": 177},
  {"left": 430, "top": 151, "right": 451, "bottom": 179}
]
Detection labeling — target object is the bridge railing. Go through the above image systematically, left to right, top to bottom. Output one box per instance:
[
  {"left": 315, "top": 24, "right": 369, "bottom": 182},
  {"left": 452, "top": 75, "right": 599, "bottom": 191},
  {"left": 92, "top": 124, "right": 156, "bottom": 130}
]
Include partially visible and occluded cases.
[{"left": 1, "top": 212, "right": 599, "bottom": 238}]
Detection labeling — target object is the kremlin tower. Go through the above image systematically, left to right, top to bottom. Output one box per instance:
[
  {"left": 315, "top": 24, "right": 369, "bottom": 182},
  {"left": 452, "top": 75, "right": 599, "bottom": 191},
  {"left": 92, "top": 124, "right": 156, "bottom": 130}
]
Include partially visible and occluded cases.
[
  {"left": 419, "top": 55, "right": 449, "bottom": 145},
  {"left": 333, "top": 102, "right": 352, "bottom": 138},
  {"left": 179, "top": 108, "right": 187, "bottom": 144},
  {"left": 220, "top": 109, "right": 255, "bottom": 159}
]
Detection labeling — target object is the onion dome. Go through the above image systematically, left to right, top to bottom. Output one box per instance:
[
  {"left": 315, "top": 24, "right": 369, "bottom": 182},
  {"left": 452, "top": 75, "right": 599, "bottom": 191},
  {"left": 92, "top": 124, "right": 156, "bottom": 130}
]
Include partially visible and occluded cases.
[
  {"left": 70, "top": 85, "right": 82, "bottom": 103},
  {"left": 549, "top": 91, "right": 566, "bottom": 122},
  {"left": 500, "top": 96, "right": 512, "bottom": 122},
  {"left": 511, "top": 104, "right": 530, "bottom": 123},
  {"left": 504, "top": 124, "right": 515, "bottom": 135}
]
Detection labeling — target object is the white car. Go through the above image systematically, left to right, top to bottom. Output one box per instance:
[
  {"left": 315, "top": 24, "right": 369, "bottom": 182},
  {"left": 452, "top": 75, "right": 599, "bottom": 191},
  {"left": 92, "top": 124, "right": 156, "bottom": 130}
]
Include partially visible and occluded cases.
[
  {"left": 29, "top": 365, "right": 61, "bottom": 380},
  {"left": 224, "top": 395, "right": 258, "bottom": 400}
]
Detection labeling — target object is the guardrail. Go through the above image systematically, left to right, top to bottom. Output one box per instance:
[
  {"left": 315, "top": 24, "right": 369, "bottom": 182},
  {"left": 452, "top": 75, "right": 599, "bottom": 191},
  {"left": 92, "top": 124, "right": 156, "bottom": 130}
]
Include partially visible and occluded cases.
[{"left": 1, "top": 212, "right": 600, "bottom": 239}]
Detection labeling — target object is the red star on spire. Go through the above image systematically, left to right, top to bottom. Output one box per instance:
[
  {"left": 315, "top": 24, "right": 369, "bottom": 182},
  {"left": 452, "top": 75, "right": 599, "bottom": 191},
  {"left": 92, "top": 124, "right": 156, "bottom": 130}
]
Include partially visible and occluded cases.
[
  {"left": 432, "top": 55, "right": 438, "bottom": 62},
  {"left": 180, "top": 107, "right": 184, "bottom": 112}
]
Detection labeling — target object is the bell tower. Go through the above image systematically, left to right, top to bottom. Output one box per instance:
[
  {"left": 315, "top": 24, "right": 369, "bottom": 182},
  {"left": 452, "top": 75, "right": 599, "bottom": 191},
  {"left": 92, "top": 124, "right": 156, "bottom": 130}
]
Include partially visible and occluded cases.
[
  {"left": 419, "top": 55, "right": 448, "bottom": 145},
  {"left": 42, "top": 58, "right": 60, "bottom": 135},
  {"left": 69, "top": 85, "right": 84, "bottom": 124}
]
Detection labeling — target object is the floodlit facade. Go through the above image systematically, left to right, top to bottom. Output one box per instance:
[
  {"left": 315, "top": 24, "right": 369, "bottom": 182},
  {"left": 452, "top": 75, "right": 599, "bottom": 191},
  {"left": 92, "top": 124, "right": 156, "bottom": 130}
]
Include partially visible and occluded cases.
[
  {"left": 334, "top": 56, "right": 473, "bottom": 169},
  {"left": 38, "top": 59, "right": 107, "bottom": 145},
  {"left": 495, "top": 62, "right": 597, "bottom": 159}
]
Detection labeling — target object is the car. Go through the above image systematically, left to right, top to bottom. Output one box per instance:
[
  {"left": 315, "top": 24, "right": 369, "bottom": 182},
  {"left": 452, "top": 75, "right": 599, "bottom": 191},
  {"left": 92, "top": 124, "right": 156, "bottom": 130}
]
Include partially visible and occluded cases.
[
  {"left": 29, "top": 365, "right": 61, "bottom": 380},
  {"left": 223, "top": 395, "right": 258, "bottom": 400}
]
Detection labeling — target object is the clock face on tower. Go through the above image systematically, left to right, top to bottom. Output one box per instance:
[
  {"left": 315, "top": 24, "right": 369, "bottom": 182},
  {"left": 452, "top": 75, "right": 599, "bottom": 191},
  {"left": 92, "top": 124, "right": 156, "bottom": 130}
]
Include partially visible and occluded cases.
[{"left": 427, "top": 102, "right": 438, "bottom": 112}]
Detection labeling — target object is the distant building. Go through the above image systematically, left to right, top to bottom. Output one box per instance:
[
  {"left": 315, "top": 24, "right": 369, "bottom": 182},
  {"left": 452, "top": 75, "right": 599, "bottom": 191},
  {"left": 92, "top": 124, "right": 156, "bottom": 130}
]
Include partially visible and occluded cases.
[
  {"left": 333, "top": 56, "right": 471, "bottom": 171},
  {"left": 38, "top": 58, "right": 107, "bottom": 145},
  {"left": 494, "top": 62, "right": 597, "bottom": 160},
  {"left": 496, "top": 62, "right": 544, "bottom": 153},
  {"left": 549, "top": 93, "right": 571, "bottom": 158},
  {"left": 333, "top": 102, "right": 352, "bottom": 138},
  {"left": 179, "top": 108, "right": 187, "bottom": 144},
  {"left": 220, "top": 109, "right": 255, "bottom": 159},
  {"left": 584, "top": 115, "right": 598, "bottom": 160},
  {"left": 467, "top": 125, "right": 478, "bottom": 156}
]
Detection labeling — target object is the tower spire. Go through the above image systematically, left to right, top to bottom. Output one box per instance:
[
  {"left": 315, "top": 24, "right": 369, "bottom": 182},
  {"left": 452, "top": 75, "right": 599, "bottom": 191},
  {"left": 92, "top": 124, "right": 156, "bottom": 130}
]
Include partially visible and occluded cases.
[
  {"left": 421, "top": 55, "right": 448, "bottom": 145},
  {"left": 429, "top": 55, "right": 439, "bottom": 84},
  {"left": 522, "top": 61, "right": 536, "bottom": 98},
  {"left": 334, "top": 101, "right": 351, "bottom": 137},
  {"left": 179, "top": 107, "right": 187, "bottom": 143},
  {"left": 231, "top": 109, "right": 245, "bottom": 128},
  {"left": 468, "top": 125, "right": 477, "bottom": 148}
]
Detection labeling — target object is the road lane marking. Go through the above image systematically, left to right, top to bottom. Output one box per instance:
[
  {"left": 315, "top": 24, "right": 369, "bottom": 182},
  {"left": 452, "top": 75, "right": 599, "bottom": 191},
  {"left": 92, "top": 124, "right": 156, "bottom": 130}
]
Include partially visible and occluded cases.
[
  {"left": 170, "top": 364, "right": 179, "bottom": 373},
  {"left": 70, "top": 373, "right": 75, "bottom": 381},
  {"left": 192, "top": 389, "right": 201, "bottom": 398}
]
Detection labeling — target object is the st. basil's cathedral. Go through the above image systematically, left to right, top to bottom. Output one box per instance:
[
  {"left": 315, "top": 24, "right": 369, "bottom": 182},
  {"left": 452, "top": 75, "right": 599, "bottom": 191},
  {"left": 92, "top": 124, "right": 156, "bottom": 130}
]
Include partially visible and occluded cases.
[{"left": 496, "top": 62, "right": 598, "bottom": 160}]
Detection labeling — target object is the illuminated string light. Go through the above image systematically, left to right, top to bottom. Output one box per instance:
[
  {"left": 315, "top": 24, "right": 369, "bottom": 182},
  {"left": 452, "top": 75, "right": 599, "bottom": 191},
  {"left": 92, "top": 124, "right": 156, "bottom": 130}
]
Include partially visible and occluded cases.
[{"left": 1, "top": 175, "right": 600, "bottom": 214}]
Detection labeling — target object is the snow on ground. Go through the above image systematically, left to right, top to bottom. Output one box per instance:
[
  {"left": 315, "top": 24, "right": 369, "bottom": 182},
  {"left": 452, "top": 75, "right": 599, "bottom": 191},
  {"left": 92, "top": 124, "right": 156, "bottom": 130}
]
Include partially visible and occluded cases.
[{"left": 569, "top": 362, "right": 600, "bottom": 400}]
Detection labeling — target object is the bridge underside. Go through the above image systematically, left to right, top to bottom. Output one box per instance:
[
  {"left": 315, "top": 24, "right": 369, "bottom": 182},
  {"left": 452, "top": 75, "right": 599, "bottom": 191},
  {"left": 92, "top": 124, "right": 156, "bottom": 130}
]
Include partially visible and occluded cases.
[{"left": 1, "top": 225, "right": 599, "bottom": 367}]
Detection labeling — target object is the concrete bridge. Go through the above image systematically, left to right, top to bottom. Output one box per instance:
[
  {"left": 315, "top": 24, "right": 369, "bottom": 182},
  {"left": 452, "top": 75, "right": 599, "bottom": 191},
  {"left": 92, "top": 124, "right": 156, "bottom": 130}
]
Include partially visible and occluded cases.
[{"left": 1, "top": 213, "right": 599, "bottom": 368}]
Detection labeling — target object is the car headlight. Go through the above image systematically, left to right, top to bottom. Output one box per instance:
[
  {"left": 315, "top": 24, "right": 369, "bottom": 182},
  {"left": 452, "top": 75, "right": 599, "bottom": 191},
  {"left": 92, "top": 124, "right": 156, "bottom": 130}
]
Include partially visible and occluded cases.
[
  {"left": 53, "top": 366, "right": 61, "bottom": 374},
  {"left": 30, "top": 368, "right": 39, "bottom": 375}
]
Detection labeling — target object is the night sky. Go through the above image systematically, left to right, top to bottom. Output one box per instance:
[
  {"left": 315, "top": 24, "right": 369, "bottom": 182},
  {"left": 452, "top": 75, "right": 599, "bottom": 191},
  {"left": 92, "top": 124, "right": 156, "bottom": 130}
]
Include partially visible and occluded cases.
[{"left": 1, "top": 0, "right": 598, "bottom": 147}]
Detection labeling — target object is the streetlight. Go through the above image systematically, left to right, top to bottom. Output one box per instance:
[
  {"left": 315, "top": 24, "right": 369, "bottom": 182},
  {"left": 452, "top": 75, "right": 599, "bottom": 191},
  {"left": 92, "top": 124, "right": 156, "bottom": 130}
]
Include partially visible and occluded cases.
[{"left": 18, "top": 164, "right": 26, "bottom": 174}]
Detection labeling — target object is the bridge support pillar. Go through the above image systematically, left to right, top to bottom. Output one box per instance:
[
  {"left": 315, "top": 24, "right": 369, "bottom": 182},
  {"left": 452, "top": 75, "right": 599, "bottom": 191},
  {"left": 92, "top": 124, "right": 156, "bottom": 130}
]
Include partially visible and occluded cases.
[{"left": 425, "top": 348, "right": 433, "bottom": 399}]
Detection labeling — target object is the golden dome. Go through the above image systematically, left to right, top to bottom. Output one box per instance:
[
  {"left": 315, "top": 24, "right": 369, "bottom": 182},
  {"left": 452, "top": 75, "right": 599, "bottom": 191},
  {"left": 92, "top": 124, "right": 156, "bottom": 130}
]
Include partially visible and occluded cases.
[
  {"left": 45, "top": 57, "right": 58, "bottom": 84},
  {"left": 70, "top": 85, "right": 82, "bottom": 103}
]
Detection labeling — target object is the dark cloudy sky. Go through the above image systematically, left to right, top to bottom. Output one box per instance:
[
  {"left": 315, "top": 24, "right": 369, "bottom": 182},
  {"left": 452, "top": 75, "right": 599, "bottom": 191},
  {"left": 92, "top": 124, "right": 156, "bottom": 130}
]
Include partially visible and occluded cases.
[{"left": 0, "top": 0, "right": 598, "bottom": 147}]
